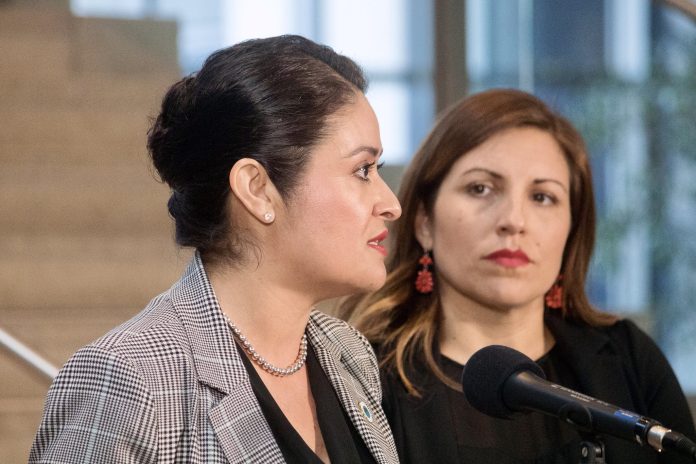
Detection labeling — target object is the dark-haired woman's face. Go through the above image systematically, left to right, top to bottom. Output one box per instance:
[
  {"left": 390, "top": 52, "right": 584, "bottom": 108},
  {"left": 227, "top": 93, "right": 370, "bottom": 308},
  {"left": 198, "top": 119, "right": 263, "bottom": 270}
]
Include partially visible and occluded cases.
[
  {"left": 276, "top": 94, "right": 401, "bottom": 300},
  {"left": 416, "top": 127, "right": 571, "bottom": 313}
]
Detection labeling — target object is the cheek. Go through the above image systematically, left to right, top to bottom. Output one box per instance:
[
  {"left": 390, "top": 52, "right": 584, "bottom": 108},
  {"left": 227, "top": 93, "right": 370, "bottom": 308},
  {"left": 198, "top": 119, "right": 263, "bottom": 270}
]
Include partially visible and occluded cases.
[
  {"left": 298, "top": 183, "right": 364, "bottom": 233},
  {"left": 433, "top": 210, "right": 480, "bottom": 253},
  {"left": 543, "top": 220, "right": 572, "bottom": 264}
]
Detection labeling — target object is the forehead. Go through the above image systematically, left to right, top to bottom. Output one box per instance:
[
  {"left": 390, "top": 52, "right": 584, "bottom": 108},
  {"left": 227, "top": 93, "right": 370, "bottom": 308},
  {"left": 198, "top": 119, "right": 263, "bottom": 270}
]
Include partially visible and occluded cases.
[
  {"left": 308, "top": 93, "right": 382, "bottom": 163},
  {"left": 327, "top": 93, "right": 380, "bottom": 141},
  {"left": 448, "top": 127, "right": 569, "bottom": 179}
]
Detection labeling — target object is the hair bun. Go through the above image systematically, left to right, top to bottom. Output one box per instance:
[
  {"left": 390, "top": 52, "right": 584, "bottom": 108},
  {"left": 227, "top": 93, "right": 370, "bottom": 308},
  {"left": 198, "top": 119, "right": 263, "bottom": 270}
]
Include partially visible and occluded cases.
[{"left": 147, "top": 75, "right": 198, "bottom": 190}]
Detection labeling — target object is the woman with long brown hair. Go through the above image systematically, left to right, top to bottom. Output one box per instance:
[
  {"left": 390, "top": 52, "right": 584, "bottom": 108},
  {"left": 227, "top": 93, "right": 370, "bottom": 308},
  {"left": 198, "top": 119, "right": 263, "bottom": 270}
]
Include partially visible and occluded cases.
[{"left": 344, "top": 88, "right": 694, "bottom": 463}]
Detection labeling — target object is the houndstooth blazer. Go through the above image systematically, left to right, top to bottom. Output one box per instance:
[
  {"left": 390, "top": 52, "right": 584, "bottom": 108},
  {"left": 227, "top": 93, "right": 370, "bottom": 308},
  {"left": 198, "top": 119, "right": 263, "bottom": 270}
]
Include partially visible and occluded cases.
[{"left": 29, "top": 253, "right": 399, "bottom": 463}]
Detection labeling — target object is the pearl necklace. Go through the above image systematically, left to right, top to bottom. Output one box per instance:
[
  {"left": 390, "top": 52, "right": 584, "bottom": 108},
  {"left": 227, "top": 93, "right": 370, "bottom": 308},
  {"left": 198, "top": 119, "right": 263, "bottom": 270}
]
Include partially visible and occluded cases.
[{"left": 225, "top": 316, "right": 308, "bottom": 377}]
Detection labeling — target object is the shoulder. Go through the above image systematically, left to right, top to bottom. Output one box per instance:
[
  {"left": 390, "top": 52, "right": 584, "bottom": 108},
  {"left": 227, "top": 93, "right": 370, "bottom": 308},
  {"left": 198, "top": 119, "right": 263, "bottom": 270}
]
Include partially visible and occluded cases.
[
  {"left": 59, "top": 289, "right": 198, "bottom": 401},
  {"left": 93, "top": 290, "right": 190, "bottom": 363},
  {"left": 550, "top": 314, "right": 671, "bottom": 372},
  {"left": 551, "top": 315, "right": 693, "bottom": 429},
  {"left": 596, "top": 318, "right": 669, "bottom": 367},
  {"left": 600, "top": 318, "right": 679, "bottom": 385},
  {"left": 602, "top": 318, "right": 696, "bottom": 439},
  {"left": 31, "top": 342, "right": 160, "bottom": 463},
  {"left": 48, "top": 343, "right": 156, "bottom": 408}
]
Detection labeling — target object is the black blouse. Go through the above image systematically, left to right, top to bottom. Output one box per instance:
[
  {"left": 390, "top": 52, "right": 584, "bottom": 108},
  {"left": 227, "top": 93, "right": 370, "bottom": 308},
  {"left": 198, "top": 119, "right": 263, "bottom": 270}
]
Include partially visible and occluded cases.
[
  {"left": 381, "top": 314, "right": 696, "bottom": 463},
  {"left": 238, "top": 343, "right": 376, "bottom": 463},
  {"left": 385, "top": 345, "right": 586, "bottom": 463},
  {"left": 438, "top": 346, "right": 584, "bottom": 462}
]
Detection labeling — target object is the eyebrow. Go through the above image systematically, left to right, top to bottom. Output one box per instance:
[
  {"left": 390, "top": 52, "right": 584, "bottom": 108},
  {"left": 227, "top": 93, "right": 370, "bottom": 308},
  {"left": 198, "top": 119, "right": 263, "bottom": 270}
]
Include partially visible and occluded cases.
[
  {"left": 344, "top": 145, "right": 382, "bottom": 158},
  {"left": 461, "top": 167, "right": 569, "bottom": 193}
]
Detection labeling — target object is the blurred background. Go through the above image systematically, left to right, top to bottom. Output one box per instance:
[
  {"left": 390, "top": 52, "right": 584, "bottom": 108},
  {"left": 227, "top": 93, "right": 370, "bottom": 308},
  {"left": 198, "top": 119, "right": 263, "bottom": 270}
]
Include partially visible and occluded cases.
[{"left": 1, "top": 0, "right": 695, "bottom": 461}]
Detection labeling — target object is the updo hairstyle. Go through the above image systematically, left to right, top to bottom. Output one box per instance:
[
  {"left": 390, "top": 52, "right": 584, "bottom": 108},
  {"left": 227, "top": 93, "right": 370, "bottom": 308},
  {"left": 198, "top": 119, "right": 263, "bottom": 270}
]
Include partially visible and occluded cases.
[{"left": 147, "top": 35, "right": 367, "bottom": 263}]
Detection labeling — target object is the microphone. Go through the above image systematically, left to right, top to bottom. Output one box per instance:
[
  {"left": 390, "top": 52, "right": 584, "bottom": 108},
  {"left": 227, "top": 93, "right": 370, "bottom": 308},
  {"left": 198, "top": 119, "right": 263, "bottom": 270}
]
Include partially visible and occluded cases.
[{"left": 462, "top": 345, "right": 696, "bottom": 460}]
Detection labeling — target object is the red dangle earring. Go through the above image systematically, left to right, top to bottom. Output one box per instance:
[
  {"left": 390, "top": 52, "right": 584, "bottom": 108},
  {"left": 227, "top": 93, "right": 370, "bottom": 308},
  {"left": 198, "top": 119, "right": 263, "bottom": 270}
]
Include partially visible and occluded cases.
[
  {"left": 415, "top": 251, "right": 434, "bottom": 294},
  {"left": 545, "top": 274, "right": 564, "bottom": 309}
]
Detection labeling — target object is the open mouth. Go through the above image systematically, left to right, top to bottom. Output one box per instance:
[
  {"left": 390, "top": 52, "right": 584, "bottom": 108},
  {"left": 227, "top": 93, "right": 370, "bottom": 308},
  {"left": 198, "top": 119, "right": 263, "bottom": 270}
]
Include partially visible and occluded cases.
[{"left": 368, "top": 230, "right": 389, "bottom": 256}]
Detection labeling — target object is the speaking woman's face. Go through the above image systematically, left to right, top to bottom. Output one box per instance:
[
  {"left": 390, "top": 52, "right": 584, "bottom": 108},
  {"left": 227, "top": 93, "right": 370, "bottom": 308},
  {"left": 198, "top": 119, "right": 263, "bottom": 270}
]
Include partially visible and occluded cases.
[
  {"left": 273, "top": 93, "right": 401, "bottom": 300},
  {"left": 415, "top": 127, "right": 571, "bottom": 314}
]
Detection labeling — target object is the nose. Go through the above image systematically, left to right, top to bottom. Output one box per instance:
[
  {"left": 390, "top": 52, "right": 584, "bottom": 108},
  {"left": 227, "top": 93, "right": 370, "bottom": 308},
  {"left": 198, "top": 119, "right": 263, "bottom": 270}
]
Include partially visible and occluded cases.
[
  {"left": 374, "top": 177, "right": 402, "bottom": 221},
  {"left": 496, "top": 196, "right": 525, "bottom": 235}
]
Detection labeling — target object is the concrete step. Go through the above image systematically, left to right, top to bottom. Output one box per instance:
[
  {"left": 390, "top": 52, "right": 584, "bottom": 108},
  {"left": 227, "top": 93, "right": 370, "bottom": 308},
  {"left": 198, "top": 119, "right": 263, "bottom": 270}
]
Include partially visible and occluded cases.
[
  {"left": 0, "top": 2, "right": 71, "bottom": 97},
  {"left": 0, "top": 3, "right": 178, "bottom": 79},
  {"left": 71, "top": 16, "right": 178, "bottom": 76},
  {"left": 0, "top": 31, "right": 71, "bottom": 82},
  {"left": 1, "top": 72, "right": 175, "bottom": 114},
  {"left": 0, "top": 106, "right": 158, "bottom": 161},
  {"left": 0, "top": 161, "right": 171, "bottom": 234},
  {"left": 0, "top": 234, "right": 191, "bottom": 309},
  {"left": 0, "top": 398, "right": 44, "bottom": 464}
]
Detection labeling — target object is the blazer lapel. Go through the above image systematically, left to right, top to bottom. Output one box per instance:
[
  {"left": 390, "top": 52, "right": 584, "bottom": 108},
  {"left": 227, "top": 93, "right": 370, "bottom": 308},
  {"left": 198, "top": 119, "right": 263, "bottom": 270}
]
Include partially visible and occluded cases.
[
  {"left": 170, "top": 253, "right": 284, "bottom": 463},
  {"left": 307, "top": 312, "right": 398, "bottom": 464},
  {"left": 546, "top": 313, "right": 636, "bottom": 408},
  {"left": 208, "top": 386, "right": 285, "bottom": 464}
]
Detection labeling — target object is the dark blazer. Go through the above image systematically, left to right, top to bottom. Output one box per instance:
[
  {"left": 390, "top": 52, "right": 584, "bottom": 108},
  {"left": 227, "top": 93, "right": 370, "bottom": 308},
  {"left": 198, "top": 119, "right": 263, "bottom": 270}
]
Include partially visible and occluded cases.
[
  {"left": 30, "top": 254, "right": 399, "bottom": 463},
  {"left": 382, "top": 312, "right": 696, "bottom": 463},
  {"left": 546, "top": 313, "right": 696, "bottom": 463}
]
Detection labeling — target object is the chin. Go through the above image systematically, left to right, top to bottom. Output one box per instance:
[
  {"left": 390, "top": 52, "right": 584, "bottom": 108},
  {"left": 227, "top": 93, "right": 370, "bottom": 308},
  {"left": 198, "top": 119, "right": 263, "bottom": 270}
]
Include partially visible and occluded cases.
[
  {"left": 346, "top": 271, "right": 387, "bottom": 295},
  {"left": 316, "top": 274, "right": 385, "bottom": 301},
  {"left": 360, "top": 278, "right": 386, "bottom": 293},
  {"left": 486, "top": 297, "right": 541, "bottom": 313}
]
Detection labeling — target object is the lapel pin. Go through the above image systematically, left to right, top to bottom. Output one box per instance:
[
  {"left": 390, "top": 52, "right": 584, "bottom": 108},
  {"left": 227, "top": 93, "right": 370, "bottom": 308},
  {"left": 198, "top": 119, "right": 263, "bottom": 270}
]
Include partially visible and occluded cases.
[{"left": 359, "top": 401, "right": 374, "bottom": 423}]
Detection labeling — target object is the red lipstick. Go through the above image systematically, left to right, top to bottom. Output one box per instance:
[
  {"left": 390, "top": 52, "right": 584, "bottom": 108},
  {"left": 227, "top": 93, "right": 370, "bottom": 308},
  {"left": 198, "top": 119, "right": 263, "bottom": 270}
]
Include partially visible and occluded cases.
[
  {"left": 368, "top": 230, "right": 389, "bottom": 257},
  {"left": 484, "top": 249, "right": 530, "bottom": 268}
]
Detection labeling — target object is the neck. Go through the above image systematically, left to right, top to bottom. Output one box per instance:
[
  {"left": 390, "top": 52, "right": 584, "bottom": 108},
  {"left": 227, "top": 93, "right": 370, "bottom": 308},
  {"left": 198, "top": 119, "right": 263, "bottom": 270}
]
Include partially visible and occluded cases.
[
  {"left": 206, "top": 260, "right": 315, "bottom": 368},
  {"left": 437, "top": 288, "right": 553, "bottom": 365}
]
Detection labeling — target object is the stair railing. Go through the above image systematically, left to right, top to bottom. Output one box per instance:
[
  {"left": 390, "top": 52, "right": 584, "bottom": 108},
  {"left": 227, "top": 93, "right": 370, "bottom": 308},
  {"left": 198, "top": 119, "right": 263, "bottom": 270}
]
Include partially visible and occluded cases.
[{"left": 0, "top": 325, "right": 58, "bottom": 380}]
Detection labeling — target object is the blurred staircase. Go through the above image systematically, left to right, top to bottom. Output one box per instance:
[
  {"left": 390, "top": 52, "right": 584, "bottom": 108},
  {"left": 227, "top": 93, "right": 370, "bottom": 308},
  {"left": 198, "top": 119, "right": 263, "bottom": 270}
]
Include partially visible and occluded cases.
[{"left": 0, "top": 1, "right": 190, "bottom": 461}]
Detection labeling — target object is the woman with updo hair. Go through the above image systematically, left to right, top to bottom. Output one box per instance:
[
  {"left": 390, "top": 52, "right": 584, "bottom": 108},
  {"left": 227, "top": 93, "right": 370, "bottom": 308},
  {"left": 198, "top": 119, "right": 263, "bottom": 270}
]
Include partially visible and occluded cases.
[{"left": 30, "top": 35, "right": 401, "bottom": 464}]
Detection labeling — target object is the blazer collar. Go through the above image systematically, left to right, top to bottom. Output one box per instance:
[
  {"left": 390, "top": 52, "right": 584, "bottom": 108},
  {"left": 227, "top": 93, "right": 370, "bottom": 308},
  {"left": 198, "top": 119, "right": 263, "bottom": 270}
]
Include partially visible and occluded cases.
[
  {"left": 169, "top": 252, "right": 245, "bottom": 395},
  {"left": 169, "top": 253, "right": 285, "bottom": 463},
  {"left": 167, "top": 255, "right": 395, "bottom": 463},
  {"left": 545, "top": 311, "right": 613, "bottom": 375},
  {"left": 308, "top": 312, "right": 397, "bottom": 464},
  {"left": 545, "top": 312, "right": 634, "bottom": 406}
]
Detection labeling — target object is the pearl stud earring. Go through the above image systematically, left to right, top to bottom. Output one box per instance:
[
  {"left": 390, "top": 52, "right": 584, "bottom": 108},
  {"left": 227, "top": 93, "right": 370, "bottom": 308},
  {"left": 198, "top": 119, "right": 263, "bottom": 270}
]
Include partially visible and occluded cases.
[{"left": 263, "top": 212, "right": 274, "bottom": 223}]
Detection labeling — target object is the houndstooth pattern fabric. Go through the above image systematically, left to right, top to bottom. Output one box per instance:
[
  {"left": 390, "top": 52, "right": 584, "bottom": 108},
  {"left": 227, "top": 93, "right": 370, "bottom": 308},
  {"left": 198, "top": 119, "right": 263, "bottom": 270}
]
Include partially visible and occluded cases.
[{"left": 29, "top": 253, "right": 399, "bottom": 463}]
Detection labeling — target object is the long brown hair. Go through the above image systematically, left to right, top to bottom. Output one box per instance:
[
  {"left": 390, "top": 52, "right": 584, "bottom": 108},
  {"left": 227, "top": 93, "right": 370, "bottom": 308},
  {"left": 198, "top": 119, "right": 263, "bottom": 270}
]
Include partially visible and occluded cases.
[{"left": 343, "top": 88, "right": 617, "bottom": 395}]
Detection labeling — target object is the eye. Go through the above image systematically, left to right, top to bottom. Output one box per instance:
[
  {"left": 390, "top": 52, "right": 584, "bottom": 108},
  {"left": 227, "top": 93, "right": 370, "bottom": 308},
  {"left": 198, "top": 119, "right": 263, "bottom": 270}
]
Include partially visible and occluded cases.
[
  {"left": 355, "top": 161, "right": 384, "bottom": 182},
  {"left": 466, "top": 182, "right": 492, "bottom": 196},
  {"left": 532, "top": 192, "right": 557, "bottom": 205}
]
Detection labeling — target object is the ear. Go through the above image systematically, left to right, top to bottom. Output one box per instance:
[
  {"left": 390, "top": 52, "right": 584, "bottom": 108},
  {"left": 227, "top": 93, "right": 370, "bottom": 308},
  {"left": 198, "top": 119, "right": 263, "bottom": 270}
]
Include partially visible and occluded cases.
[
  {"left": 228, "top": 158, "right": 279, "bottom": 224},
  {"left": 413, "top": 202, "right": 433, "bottom": 250}
]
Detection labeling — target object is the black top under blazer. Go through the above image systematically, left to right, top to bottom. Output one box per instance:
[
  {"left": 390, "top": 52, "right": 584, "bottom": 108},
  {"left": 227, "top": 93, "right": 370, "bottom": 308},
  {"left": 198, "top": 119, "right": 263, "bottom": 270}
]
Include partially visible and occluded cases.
[
  {"left": 29, "top": 253, "right": 399, "bottom": 463},
  {"left": 382, "top": 312, "right": 696, "bottom": 463}
]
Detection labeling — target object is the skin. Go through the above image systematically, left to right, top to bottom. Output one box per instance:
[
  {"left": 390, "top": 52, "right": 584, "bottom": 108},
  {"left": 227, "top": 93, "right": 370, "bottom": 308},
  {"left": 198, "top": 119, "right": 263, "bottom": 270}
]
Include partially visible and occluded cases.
[
  {"left": 209, "top": 92, "right": 401, "bottom": 461},
  {"left": 273, "top": 93, "right": 403, "bottom": 301},
  {"left": 415, "top": 127, "right": 571, "bottom": 363}
]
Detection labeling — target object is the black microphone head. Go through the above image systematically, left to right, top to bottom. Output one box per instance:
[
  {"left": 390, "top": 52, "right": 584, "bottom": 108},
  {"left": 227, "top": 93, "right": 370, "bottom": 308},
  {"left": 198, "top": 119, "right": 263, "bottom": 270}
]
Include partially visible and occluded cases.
[{"left": 462, "top": 345, "right": 546, "bottom": 418}]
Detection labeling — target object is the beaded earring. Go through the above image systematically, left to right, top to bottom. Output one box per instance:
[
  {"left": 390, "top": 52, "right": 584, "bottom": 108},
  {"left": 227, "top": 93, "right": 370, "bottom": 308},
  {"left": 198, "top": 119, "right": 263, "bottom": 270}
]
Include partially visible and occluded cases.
[
  {"left": 415, "top": 251, "right": 434, "bottom": 294},
  {"left": 545, "top": 274, "right": 563, "bottom": 309}
]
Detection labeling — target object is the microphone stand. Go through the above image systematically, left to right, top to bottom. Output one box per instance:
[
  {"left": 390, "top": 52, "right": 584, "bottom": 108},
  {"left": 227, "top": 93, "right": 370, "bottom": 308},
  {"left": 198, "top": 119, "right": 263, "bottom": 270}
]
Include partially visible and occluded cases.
[{"left": 578, "top": 436, "right": 606, "bottom": 464}]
